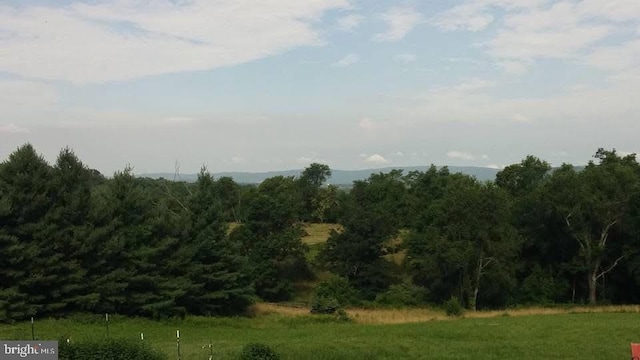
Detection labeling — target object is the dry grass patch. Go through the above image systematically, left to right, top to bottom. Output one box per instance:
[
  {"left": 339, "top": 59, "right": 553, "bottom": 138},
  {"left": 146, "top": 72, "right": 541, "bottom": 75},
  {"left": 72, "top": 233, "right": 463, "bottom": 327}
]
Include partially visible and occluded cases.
[
  {"left": 301, "top": 223, "right": 343, "bottom": 244},
  {"left": 251, "top": 302, "right": 640, "bottom": 325},
  {"left": 251, "top": 302, "right": 310, "bottom": 317},
  {"left": 470, "top": 305, "right": 640, "bottom": 318},
  {"left": 346, "top": 308, "right": 446, "bottom": 324}
]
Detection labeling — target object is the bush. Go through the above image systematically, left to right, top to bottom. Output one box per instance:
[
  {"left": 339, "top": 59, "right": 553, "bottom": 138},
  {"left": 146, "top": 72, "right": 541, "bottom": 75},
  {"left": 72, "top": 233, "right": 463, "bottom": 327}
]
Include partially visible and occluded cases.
[
  {"left": 312, "top": 276, "right": 360, "bottom": 306},
  {"left": 375, "top": 283, "right": 428, "bottom": 308},
  {"left": 309, "top": 295, "right": 340, "bottom": 314},
  {"left": 445, "top": 296, "right": 464, "bottom": 317},
  {"left": 59, "top": 338, "right": 166, "bottom": 360},
  {"left": 239, "top": 343, "right": 280, "bottom": 360}
]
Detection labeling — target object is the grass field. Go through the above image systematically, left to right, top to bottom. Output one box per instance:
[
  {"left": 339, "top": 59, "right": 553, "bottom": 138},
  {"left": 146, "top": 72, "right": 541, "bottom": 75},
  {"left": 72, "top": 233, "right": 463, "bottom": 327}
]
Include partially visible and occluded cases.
[{"left": 2, "top": 307, "right": 639, "bottom": 359}]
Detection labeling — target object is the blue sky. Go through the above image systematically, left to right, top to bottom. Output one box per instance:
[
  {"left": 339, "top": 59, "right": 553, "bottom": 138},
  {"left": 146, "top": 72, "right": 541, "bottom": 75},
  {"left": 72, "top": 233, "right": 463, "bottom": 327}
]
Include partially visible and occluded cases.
[{"left": 1, "top": 0, "right": 639, "bottom": 174}]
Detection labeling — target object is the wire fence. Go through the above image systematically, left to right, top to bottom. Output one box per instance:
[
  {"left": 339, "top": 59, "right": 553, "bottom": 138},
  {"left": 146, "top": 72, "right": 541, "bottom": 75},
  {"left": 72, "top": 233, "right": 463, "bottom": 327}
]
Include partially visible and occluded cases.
[{"left": 19, "top": 314, "right": 242, "bottom": 360}]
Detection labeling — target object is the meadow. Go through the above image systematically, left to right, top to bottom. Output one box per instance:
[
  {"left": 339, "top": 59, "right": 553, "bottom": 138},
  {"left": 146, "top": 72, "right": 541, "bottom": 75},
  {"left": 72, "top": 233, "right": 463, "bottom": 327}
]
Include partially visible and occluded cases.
[{"left": 1, "top": 305, "right": 639, "bottom": 359}]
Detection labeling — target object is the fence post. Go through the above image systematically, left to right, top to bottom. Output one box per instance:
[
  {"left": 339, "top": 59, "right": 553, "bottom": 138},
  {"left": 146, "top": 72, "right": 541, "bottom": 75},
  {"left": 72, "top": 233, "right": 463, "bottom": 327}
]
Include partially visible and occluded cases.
[
  {"left": 105, "top": 313, "right": 110, "bottom": 338},
  {"left": 31, "top": 317, "right": 35, "bottom": 340},
  {"left": 176, "top": 330, "right": 181, "bottom": 360}
]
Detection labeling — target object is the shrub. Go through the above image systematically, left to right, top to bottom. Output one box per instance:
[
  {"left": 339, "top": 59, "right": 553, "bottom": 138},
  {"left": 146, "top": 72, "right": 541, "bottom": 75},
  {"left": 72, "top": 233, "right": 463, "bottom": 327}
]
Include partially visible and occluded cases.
[
  {"left": 312, "top": 276, "right": 360, "bottom": 306},
  {"left": 375, "top": 283, "right": 428, "bottom": 308},
  {"left": 309, "top": 295, "right": 340, "bottom": 314},
  {"left": 445, "top": 296, "right": 464, "bottom": 317},
  {"left": 335, "top": 308, "right": 352, "bottom": 322},
  {"left": 58, "top": 338, "right": 166, "bottom": 360},
  {"left": 239, "top": 343, "right": 280, "bottom": 360}
]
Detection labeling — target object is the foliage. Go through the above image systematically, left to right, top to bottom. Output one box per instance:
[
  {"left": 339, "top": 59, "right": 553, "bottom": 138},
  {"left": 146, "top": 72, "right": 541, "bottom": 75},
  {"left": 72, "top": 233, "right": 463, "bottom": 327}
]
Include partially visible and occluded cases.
[
  {"left": 3, "top": 143, "right": 640, "bottom": 322},
  {"left": 321, "top": 171, "right": 406, "bottom": 299},
  {"left": 406, "top": 175, "right": 519, "bottom": 310},
  {"left": 312, "top": 276, "right": 360, "bottom": 306},
  {"left": 375, "top": 283, "right": 428, "bottom": 308},
  {"left": 309, "top": 295, "right": 341, "bottom": 315},
  {"left": 445, "top": 296, "right": 464, "bottom": 317},
  {"left": 239, "top": 343, "right": 280, "bottom": 360}
]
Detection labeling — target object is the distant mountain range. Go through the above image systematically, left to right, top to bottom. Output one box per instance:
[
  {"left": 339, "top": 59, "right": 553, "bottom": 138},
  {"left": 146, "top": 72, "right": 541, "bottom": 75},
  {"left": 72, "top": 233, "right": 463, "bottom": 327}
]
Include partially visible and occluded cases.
[{"left": 140, "top": 166, "right": 500, "bottom": 185}]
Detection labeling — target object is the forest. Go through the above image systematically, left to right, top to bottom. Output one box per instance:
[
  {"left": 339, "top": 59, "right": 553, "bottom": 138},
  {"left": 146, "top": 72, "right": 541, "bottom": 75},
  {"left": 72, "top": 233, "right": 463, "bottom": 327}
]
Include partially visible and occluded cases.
[{"left": 1, "top": 143, "right": 640, "bottom": 322}]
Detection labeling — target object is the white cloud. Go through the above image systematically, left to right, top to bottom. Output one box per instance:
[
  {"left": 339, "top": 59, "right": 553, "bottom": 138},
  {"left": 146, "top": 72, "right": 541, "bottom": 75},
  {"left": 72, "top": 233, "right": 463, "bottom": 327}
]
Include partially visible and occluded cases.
[
  {"left": 0, "top": 0, "right": 349, "bottom": 84},
  {"left": 430, "top": 0, "right": 545, "bottom": 32},
  {"left": 431, "top": 0, "right": 640, "bottom": 78},
  {"left": 430, "top": 3, "right": 494, "bottom": 32},
  {"left": 373, "top": 7, "right": 422, "bottom": 42},
  {"left": 336, "top": 14, "right": 364, "bottom": 32},
  {"left": 488, "top": 24, "right": 612, "bottom": 60},
  {"left": 587, "top": 40, "right": 640, "bottom": 72},
  {"left": 332, "top": 53, "right": 359, "bottom": 67},
  {"left": 394, "top": 53, "right": 417, "bottom": 64},
  {"left": 497, "top": 60, "right": 529, "bottom": 75},
  {"left": 404, "top": 71, "right": 640, "bottom": 126},
  {"left": 452, "top": 78, "right": 495, "bottom": 91},
  {"left": 0, "top": 80, "right": 58, "bottom": 108},
  {"left": 512, "top": 113, "right": 532, "bottom": 124},
  {"left": 163, "top": 116, "right": 196, "bottom": 125},
  {"left": 358, "top": 117, "right": 376, "bottom": 130},
  {"left": 0, "top": 124, "right": 30, "bottom": 134},
  {"left": 447, "top": 151, "right": 476, "bottom": 161},
  {"left": 365, "top": 154, "right": 390, "bottom": 164},
  {"left": 230, "top": 156, "right": 247, "bottom": 164},
  {"left": 296, "top": 156, "right": 329, "bottom": 165},
  {"left": 486, "top": 164, "right": 504, "bottom": 169}
]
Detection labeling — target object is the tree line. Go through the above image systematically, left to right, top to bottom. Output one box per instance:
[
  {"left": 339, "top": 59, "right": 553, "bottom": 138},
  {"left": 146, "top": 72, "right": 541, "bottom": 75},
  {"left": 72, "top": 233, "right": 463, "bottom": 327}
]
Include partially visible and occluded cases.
[{"left": 1, "top": 144, "right": 639, "bottom": 321}]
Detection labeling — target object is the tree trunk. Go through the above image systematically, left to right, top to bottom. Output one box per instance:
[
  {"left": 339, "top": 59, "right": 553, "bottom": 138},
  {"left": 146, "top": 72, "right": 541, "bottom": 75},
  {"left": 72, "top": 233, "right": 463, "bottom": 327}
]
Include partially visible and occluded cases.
[
  {"left": 470, "top": 255, "right": 483, "bottom": 311},
  {"left": 588, "top": 271, "right": 597, "bottom": 305},
  {"left": 470, "top": 286, "right": 479, "bottom": 312}
]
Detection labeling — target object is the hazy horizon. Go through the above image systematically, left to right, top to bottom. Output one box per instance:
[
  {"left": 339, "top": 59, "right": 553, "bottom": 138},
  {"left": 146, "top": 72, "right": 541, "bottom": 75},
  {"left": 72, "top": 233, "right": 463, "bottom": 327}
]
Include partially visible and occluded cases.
[{"left": 1, "top": 1, "right": 638, "bottom": 174}]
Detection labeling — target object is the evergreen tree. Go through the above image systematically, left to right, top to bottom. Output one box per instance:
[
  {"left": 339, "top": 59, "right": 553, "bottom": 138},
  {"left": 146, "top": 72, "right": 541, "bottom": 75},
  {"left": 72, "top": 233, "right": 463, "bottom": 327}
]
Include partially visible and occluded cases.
[
  {"left": 0, "top": 144, "right": 54, "bottom": 320},
  {"left": 33, "top": 148, "right": 96, "bottom": 315},
  {"left": 178, "top": 168, "right": 253, "bottom": 315},
  {"left": 230, "top": 176, "right": 310, "bottom": 301}
]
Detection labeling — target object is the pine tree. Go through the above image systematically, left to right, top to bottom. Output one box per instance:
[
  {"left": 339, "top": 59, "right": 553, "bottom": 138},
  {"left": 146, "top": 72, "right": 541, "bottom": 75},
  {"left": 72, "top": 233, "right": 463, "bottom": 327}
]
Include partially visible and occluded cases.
[
  {"left": 0, "top": 144, "right": 53, "bottom": 320},
  {"left": 179, "top": 168, "right": 253, "bottom": 315}
]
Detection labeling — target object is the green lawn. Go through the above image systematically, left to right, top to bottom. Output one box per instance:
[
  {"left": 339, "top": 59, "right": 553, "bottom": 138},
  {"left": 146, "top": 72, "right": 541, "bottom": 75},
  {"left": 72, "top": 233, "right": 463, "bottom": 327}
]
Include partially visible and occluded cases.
[{"left": 1, "top": 312, "right": 637, "bottom": 359}]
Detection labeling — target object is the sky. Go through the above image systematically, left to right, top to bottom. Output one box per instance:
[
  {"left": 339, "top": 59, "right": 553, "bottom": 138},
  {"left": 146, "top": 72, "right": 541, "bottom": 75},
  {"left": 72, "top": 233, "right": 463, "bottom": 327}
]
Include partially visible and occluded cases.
[{"left": 1, "top": 0, "right": 639, "bottom": 175}]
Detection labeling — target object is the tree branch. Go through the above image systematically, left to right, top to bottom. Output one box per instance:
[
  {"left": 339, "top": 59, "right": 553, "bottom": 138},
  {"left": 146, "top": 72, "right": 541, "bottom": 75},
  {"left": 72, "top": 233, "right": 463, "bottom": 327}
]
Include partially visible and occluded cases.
[
  {"left": 565, "top": 213, "right": 588, "bottom": 253},
  {"left": 599, "top": 220, "right": 617, "bottom": 248},
  {"left": 596, "top": 255, "right": 624, "bottom": 280}
]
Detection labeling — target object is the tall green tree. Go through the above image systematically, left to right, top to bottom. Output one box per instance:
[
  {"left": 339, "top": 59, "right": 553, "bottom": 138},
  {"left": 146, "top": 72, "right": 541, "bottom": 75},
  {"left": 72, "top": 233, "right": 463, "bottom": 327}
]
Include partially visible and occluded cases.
[
  {"left": 0, "top": 144, "right": 54, "bottom": 320},
  {"left": 32, "top": 148, "right": 97, "bottom": 315},
  {"left": 546, "top": 150, "right": 640, "bottom": 304},
  {"left": 496, "top": 156, "right": 566, "bottom": 304},
  {"left": 298, "top": 163, "right": 331, "bottom": 222},
  {"left": 86, "top": 167, "right": 186, "bottom": 317},
  {"left": 179, "top": 168, "right": 253, "bottom": 315},
  {"left": 322, "top": 171, "right": 406, "bottom": 299},
  {"left": 407, "top": 175, "right": 519, "bottom": 310},
  {"left": 230, "top": 176, "right": 309, "bottom": 301}
]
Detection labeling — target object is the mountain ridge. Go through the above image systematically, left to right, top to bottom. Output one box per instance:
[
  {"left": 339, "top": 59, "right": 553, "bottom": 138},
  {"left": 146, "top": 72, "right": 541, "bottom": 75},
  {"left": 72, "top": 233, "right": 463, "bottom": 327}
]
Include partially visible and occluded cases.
[{"left": 140, "top": 165, "right": 500, "bottom": 184}]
